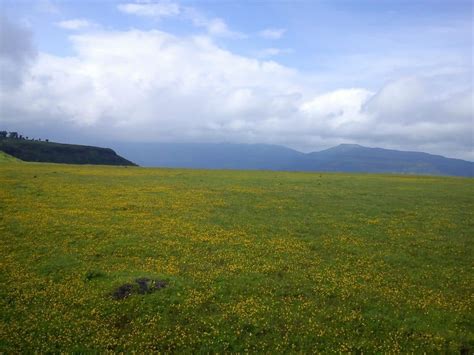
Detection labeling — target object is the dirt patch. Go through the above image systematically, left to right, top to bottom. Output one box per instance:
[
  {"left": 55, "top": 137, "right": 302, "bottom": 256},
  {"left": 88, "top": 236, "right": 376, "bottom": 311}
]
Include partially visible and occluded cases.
[
  {"left": 135, "top": 277, "right": 150, "bottom": 294},
  {"left": 112, "top": 278, "right": 167, "bottom": 300},
  {"left": 135, "top": 278, "right": 167, "bottom": 294},
  {"left": 153, "top": 280, "right": 167, "bottom": 290},
  {"left": 112, "top": 283, "right": 134, "bottom": 300}
]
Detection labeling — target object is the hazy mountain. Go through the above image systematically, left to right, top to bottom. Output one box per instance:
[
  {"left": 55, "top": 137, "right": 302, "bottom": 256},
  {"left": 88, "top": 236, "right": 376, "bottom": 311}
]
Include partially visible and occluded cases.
[
  {"left": 112, "top": 142, "right": 473, "bottom": 177},
  {"left": 112, "top": 143, "right": 304, "bottom": 170},
  {"left": 303, "top": 144, "right": 473, "bottom": 176}
]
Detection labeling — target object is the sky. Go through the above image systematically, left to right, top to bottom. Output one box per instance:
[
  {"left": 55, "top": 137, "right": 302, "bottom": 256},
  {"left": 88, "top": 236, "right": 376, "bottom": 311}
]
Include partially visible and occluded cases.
[{"left": 0, "top": 0, "right": 473, "bottom": 160}]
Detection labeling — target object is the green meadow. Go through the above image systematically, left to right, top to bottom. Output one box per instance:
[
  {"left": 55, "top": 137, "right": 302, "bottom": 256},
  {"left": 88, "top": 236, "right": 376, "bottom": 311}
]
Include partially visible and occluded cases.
[{"left": 0, "top": 161, "right": 473, "bottom": 352}]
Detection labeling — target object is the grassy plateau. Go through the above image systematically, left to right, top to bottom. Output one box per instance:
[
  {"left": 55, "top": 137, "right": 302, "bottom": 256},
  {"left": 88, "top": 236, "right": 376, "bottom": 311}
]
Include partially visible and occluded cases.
[{"left": 0, "top": 161, "right": 473, "bottom": 352}]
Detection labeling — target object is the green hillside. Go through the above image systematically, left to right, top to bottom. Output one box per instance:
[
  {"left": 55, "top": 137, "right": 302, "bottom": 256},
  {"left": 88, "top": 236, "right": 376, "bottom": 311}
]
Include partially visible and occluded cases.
[
  {"left": 0, "top": 138, "right": 136, "bottom": 166},
  {"left": 0, "top": 151, "right": 21, "bottom": 163},
  {"left": 0, "top": 162, "right": 472, "bottom": 352}
]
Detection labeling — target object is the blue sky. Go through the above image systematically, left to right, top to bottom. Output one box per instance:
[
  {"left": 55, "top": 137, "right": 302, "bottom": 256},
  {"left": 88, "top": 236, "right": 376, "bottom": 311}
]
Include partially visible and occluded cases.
[{"left": 1, "top": 0, "right": 473, "bottom": 159}]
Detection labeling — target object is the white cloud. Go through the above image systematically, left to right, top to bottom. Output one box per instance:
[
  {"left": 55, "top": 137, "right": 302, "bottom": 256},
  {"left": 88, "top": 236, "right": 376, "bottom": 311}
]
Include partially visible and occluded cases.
[
  {"left": 117, "top": 0, "right": 180, "bottom": 18},
  {"left": 118, "top": 1, "right": 245, "bottom": 38},
  {"left": 184, "top": 9, "right": 246, "bottom": 39},
  {"left": 205, "top": 18, "right": 245, "bottom": 39},
  {"left": 55, "top": 19, "right": 98, "bottom": 30},
  {"left": 1, "top": 26, "right": 472, "bottom": 160},
  {"left": 259, "top": 28, "right": 286, "bottom": 39},
  {"left": 2, "top": 30, "right": 299, "bottom": 128},
  {"left": 256, "top": 47, "right": 293, "bottom": 58},
  {"left": 364, "top": 76, "right": 473, "bottom": 127},
  {"left": 301, "top": 89, "right": 374, "bottom": 128}
]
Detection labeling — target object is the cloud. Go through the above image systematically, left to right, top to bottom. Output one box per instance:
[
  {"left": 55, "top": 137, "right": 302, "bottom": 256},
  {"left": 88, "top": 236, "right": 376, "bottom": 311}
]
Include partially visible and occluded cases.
[
  {"left": 118, "top": 0, "right": 180, "bottom": 18},
  {"left": 118, "top": 1, "right": 245, "bottom": 38},
  {"left": 184, "top": 11, "right": 246, "bottom": 39},
  {"left": 0, "top": 15, "right": 37, "bottom": 89},
  {"left": 55, "top": 19, "right": 98, "bottom": 30},
  {"left": 1, "top": 24, "right": 472, "bottom": 160},
  {"left": 258, "top": 28, "right": 286, "bottom": 39},
  {"left": 1, "top": 29, "right": 299, "bottom": 134},
  {"left": 256, "top": 47, "right": 293, "bottom": 58},
  {"left": 364, "top": 76, "right": 473, "bottom": 125},
  {"left": 298, "top": 80, "right": 472, "bottom": 156},
  {"left": 301, "top": 89, "right": 374, "bottom": 128}
]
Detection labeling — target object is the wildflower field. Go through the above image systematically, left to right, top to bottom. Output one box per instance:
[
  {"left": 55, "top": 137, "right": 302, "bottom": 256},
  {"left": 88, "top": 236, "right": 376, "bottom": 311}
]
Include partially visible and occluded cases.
[{"left": 0, "top": 161, "right": 473, "bottom": 352}]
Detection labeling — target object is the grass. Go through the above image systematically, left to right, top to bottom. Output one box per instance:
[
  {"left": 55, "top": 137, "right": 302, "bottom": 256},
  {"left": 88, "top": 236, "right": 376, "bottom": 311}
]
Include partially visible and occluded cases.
[
  {"left": 0, "top": 151, "right": 21, "bottom": 163},
  {"left": 0, "top": 161, "right": 473, "bottom": 352}
]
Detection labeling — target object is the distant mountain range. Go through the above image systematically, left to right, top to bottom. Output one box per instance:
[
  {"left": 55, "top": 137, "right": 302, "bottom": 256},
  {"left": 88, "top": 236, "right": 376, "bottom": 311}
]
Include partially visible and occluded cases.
[
  {"left": 1, "top": 136, "right": 471, "bottom": 177},
  {"left": 112, "top": 142, "right": 474, "bottom": 177}
]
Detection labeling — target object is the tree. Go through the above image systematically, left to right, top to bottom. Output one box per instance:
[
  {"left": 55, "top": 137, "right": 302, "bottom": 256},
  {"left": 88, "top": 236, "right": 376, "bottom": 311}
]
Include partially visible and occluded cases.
[
  {"left": 0, "top": 131, "right": 7, "bottom": 139},
  {"left": 8, "top": 132, "right": 18, "bottom": 139}
]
